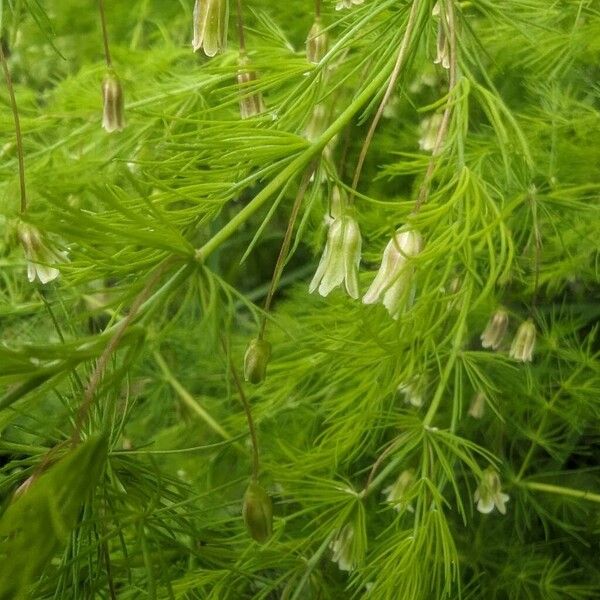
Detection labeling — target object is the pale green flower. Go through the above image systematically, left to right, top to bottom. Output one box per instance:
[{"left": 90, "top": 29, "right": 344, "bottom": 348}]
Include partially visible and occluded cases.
[
  {"left": 192, "top": 0, "right": 228, "bottom": 57},
  {"left": 481, "top": 309, "right": 509, "bottom": 350},
  {"left": 509, "top": 319, "right": 536, "bottom": 362},
  {"left": 474, "top": 468, "right": 509, "bottom": 515}
]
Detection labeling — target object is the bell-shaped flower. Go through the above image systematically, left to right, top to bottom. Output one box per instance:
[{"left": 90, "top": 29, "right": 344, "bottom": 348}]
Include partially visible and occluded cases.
[
  {"left": 192, "top": 0, "right": 228, "bottom": 57},
  {"left": 335, "top": 0, "right": 364, "bottom": 10},
  {"left": 432, "top": 2, "right": 450, "bottom": 69},
  {"left": 306, "top": 17, "right": 328, "bottom": 64},
  {"left": 237, "top": 56, "right": 265, "bottom": 119},
  {"left": 101, "top": 71, "right": 125, "bottom": 133},
  {"left": 418, "top": 113, "right": 442, "bottom": 153},
  {"left": 310, "top": 213, "right": 362, "bottom": 299},
  {"left": 19, "top": 224, "right": 68, "bottom": 285},
  {"left": 362, "top": 230, "right": 423, "bottom": 319},
  {"left": 480, "top": 308, "right": 509, "bottom": 350},
  {"left": 509, "top": 319, "right": 536, "bottom": 362},
  {"left": 397, "top": 381, "right": 425, "bottom": 408},
  {"left": 468, "top": 391, "right": 486, "bottom": 419},
  {"left": 474, "top": 468, "right": 509, "bottom": 515},
  {"left": 383, "top": 469, "right": 416, "bottom": 512},
  {"left": 329, "top": 523, "right": 356, "bottom": 571}
]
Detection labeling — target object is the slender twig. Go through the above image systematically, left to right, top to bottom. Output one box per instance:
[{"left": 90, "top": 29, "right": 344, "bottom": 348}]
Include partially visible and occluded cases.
[
  {"left": 98, "top": 0, "right": 112, "bottom": 68},
  {"left": 236, "top": 0, "right": 246, "bottom": 53},
  {"left": 315, "top": 0, "right": 321, "bottom": 18},
  {"left": 348, "top": 0, "right": 421, "bottom": 205},
  {"left": 414, "top": 0, "right": 459, "bottom": 212},
  {"left": 0, "top": 43, "right": 27, "bottom": 213},
  {"left": 258, "top": 163, "right": 316, "bottom": 340},
  {"left": 529, "top": 188, "right": 542, "bottom": 308},
  {"left": 72, "top": 259, "right": 173, "bottom": 443},
  {"left": 222, "top": 338, "right": 260, "bottom": 481},
  {"left": 518, "top": 480, "right": 600, "bottom": 505}
]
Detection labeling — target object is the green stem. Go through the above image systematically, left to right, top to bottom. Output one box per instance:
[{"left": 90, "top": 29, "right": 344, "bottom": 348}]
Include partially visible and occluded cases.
[
  {"left": 98, "top": 0, "right": 112, "bottom": 68},
  {"left": 0, "top": 42, "right": 27, "bottom": 213},
  {"left": 195, "top": 52, "right": 399, "bottom": 262},
  {"left": 153, "top": 350, "right": 233, "bottom": 443},
  {"left": 519, "top": 481, "right": 600, "bottom": 504}
]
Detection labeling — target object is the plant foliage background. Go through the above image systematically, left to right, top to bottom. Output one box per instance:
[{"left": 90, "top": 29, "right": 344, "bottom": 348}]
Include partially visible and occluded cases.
[{"left": 0, "top": 0, "right": 599, "bottom": 598}]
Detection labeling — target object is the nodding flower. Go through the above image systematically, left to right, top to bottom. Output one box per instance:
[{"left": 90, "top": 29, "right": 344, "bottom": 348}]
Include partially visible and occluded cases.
[
  {"left": 192, "top": 0, "right": 228, "bottom": 57},
  {"left": 335, "top": 0, "right": 364, "bottom": 10},
  {"left": 306, "top": 17, "right": 328, "bottom": 64},
  {"left": 237, "top": 56, "right": 265, "bottom": 119},
  {"left": 101, "top": 71, "right": 125, "bottom": 133},
  {"left": 310, "top": 212, "right": 362, "bottom": 299},
  {"left": 18, "top": 223, "right": 68, "bottom": 285},
  {"left": 362, "top": 230, "right": 422, "bottom": 319},
  {"left": 480, "top": 308, "right": 509, "bottom": 350},
  {"left": 509, "top": 319, "right": 536, "bottom": 362},
  {"left": 474, "top": 468, "right": 509, "bottom": 515},
  {"left": 329, "top": 524, "right": 356, "bottom": 571}
]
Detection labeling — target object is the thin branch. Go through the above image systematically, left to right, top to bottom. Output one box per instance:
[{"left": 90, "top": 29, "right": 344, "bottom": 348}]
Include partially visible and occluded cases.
[
  {"left": 98, "top": 0, "right": 112, "bottom": 68},
  {"left": 236, "top": 0, "right": 246, "bottom": 53},
  {"left": 348, "top": 0, "right": 421, "bottom": 205},
  {"left": 0, "top": 43, "right": 27, "bottom": 213}
]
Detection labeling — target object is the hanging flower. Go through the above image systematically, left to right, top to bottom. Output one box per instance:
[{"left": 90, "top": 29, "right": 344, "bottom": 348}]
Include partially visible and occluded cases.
[
  {"left": 192, "top": 0, "right": 228, "bottom": 57},
  {"left": 335, "top": 0, "right": 364, "bottom": 10},
  {"left": 432, "top": 2, "right": 450, "bottom": 69},
  {"left": 306, "top": 17, "right": 328, "bottom": 63},
  {"left": 237, "top": 56, "right": 265, "bottom": 119},
  {"left": 101, "top": 71, "right": 125, "bottom": 133},
  {"left": 418, "top": 113, "right": 443, "bottom": 153},
  {"left": 310, "top": 212, "right": 362, "bottom": 299},
  {"left": 18, "top": 224, "right": 68, "bottom": 285},
  {"left": 362, "top": 230, "right": 423, "bottom": 319},
  {"left": 480, "top": 308, "right": 509, "bottom": 350},
  {"left": 509, "top": 319, "right": 536, "bottom": 362},
  {"left": 397, "top": 381, "right": 425, "bottom": 408},
  {"left": 468, "top": 391, "right": 486, "bottom": 419},
  {"left": 474, "top": 468, "right": 509, "bottom": 515},
  {"left": 383, "top": 469, "right": 416, "bottom": 512},
  {"left": 329, "top": 524, "right": 356, "bottom": 571}
]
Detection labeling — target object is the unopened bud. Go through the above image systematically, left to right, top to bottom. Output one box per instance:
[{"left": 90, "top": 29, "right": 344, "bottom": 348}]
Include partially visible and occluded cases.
[
  {"left": 306, "top": 17, "right": 328, "bottom": 64},
  {"left": 101, "top": 72, "right": 125, "bottom": 133},
  {"left": 243, "top": 338, "right": 271, "bottom": 384},
  {"left": 242, "top": 481, "right": 273, "bottom": 543}
]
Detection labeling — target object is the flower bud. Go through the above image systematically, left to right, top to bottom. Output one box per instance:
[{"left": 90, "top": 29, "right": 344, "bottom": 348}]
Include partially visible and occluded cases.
[
  {"left": 192, "top": 0, "right": 228, "bottom": 57},
  {"left": 306, "top": 17, "right": 327, "bottom": 64},
  {"left": 237, "top": 56, "right": 265, "bottom": 119},
  {"left": 101, "top": 72, "right": 125, "bottom": 133},
  {"left": 310, "top": 212, "right": 362, "bottom": 300},
  {"left": 363, "top": 229, "right": 423, "bottom": 319},
  {"left": 480, "top": 309, "right": 509, "bottom": 350},
  {"left": 509, "top": 319, "right": 536, "bottom": 362},
  {"left": 243, "top": 338, "right": 271, "bottom": 384},
  {"left": 242, "top": 481, "right": 273, "bottom": 543}
]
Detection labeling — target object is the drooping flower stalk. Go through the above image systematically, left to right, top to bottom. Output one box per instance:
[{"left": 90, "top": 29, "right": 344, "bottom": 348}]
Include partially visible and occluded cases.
[{"left": 0, "top": 42, "right": 27, "bottom": 213}]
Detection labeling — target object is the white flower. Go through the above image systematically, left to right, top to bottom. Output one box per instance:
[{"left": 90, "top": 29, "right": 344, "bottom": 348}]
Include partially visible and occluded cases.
[
  {"left": 192, "top": 0, "right": 228, "bottom": 57},
  {"left": 335, "top": 0, "right": 364, "bottom": 10},
  {"left": 432, "top": 2, "right": 450, "bottom": 69},
  {"left": 306, "top": 17, "right": 328, "bottom": 64},
  {"left": 237, "top": 57, "right": 265, "bottom": 120},
  {"left": 101, "top": 72, "right": 125, "bottom": 133},
  {"left": 418, "top": 113, "right": 443, "bottom": 153},
  {"left": 310, "top": 213, "right": 362, "bottom": 299},
  {"left": 19, "top": 224, "right": 68, "bottom": 285},
  {"left": 362, "top": 230, "right": 422, "bottom": 318},
  {"left": 481, "top": 309, "right": 509, "bottom": 350},
  {"left": 509, "top": 319, "right": 536, "bottom": 362},
  {"left": 398, "top": 382, "right": 424, "bottom": 408},
  {"left": 468, "top": 392, "right": 486, "bottom": 419},
  {"left": 474, "top": 468, "right": 509, "bottom": 515},
  {"left": 383, "top": 469, "right": 416, "bottom": 512},
  {"left": 329, "top": 524, "right": 355, "bottom": 571}
]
